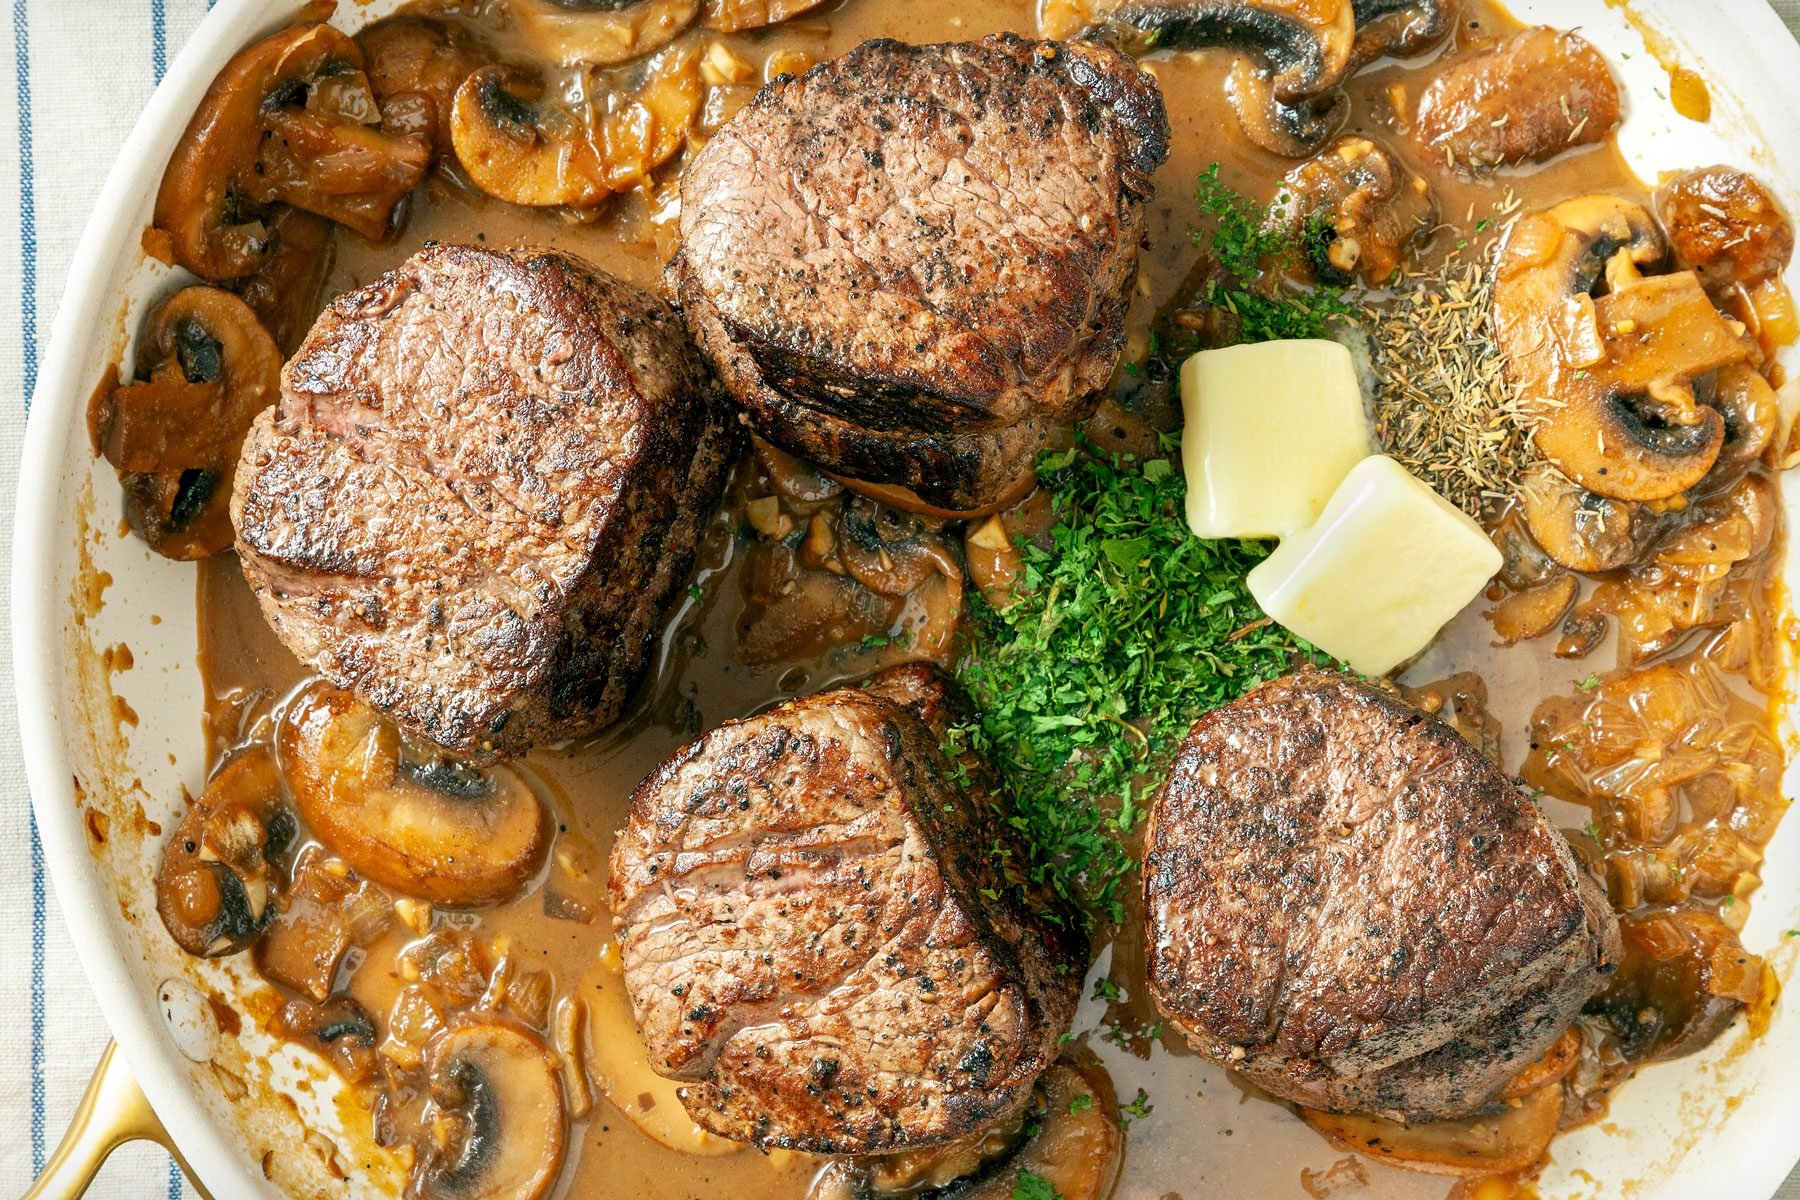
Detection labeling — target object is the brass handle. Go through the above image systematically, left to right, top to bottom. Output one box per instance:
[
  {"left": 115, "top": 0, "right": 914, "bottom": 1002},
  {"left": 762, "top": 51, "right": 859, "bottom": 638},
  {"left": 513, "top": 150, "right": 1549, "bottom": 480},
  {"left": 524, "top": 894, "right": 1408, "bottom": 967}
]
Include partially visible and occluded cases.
[{"left": 23, "top": 1042, "right": 213, "bottom": 1200}]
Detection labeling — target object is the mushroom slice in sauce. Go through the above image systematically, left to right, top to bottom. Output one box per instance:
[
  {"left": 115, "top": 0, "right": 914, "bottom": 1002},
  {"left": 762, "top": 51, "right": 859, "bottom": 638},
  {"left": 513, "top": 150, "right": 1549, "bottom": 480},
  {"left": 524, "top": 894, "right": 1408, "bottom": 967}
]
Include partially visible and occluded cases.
[
  {"left": 512, "top": 0, "right": 700, "bottom": 67},
  {"left": 1082, "top": 0, "right": 1356, "bottom": 157},
  {"left": 1346, "top": 0, "right": 1455, "bottom": 69},
  {"left": 357, "top": 15, "right": 493, "bottom": 153},
  {"left": 153, "top": 23, "right": 429, "bottom": 280},
  {"left": 1411, "top": 27, "right": 1620, "bottom": 173},
  {"left": 449, "top": 40, "right": 703, "bottom": 207},
  {"left": 1268, "top": 134, "right": 1435, "bottom": 285},
  {"left": 1655, "top": 166, "right": 1796, "bottom": 292},
  {"left": 1494, "top": 195, "right": 1750, "bottom": 502},
  {"left": 226, "top": 206, "right": 335, "bottom": 355},
  {"left": 99, "top": 286, "right": 282, "bottom": 560},
  {"left": 1517, "top": 462, "right": 1652, "bottom": 574},
  {"left": 279, "top": 686, "right": 550, "bottom": 907},
  {"left": 156, "top": 746, "right": 297, "bottom": 958},
  {"left": 576, "top": 947, "right": 742, "bottom": 1157},
  {"left": 275, "top": 994, "right": 380, "bottom": 1084},
  {"left": 416, "top": 1015, "right": 567, "bottom": 1200},
  {"left": 811, "top": 1062, "right": 1123, "bottom": 1200},
  {"left": 1301, "top": 1083, "right": 1563, "bottom": 1177}
]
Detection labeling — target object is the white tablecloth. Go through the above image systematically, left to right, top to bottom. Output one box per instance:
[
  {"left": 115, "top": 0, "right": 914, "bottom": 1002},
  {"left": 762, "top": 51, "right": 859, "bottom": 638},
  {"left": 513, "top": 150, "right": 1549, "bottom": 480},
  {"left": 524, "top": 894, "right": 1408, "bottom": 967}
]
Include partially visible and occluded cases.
[{"left": 0, "top": 1, "right": 1797, "bottom": 1196}]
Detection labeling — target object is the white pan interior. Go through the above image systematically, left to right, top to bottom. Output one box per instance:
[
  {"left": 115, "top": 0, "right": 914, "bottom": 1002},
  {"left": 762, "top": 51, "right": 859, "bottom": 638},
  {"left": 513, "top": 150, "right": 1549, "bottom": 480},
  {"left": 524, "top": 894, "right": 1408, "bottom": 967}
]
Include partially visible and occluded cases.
[{"left": 12, "top": 1, "right": 1800, "bottom": 1197}]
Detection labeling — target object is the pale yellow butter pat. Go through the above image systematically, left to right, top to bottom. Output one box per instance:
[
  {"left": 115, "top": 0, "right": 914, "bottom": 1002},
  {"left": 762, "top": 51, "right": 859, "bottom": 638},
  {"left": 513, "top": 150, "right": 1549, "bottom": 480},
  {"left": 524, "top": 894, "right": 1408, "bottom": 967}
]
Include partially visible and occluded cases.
[
  {"left": 1180, "top": 339, "right": 1373, "bottom": 539},
  {"left": 1247, "top": 455, "right": 1501, "bottom": 676}
]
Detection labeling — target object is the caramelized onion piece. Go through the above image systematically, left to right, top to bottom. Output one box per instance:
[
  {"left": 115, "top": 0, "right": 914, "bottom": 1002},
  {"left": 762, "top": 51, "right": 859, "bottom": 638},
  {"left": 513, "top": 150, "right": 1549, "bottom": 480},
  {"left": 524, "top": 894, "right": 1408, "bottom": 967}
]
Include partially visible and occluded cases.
[
  {"left": 514, "top": 0, "right": 699, "bottom": 67},
  {"left": 702, "top": 0, "right": 829, "bottom": 32},
  {"left": 154, "top": 23, "right": 428, "bottom": 279},
  {"left": 102, "top": 286, "right": 282, "bottom": 559},
  {"left": 279, "top": 687, "right": 549, "bottom": 907},
  {"left": 155, "top": 747, "right": 296, "bottom": 958},
  {"left": 417, "top": 1015, "right": 567, "bottom": 1200},
  {"left": 1301, "top": 1084, "right": 1562, "bottom": 1177}
]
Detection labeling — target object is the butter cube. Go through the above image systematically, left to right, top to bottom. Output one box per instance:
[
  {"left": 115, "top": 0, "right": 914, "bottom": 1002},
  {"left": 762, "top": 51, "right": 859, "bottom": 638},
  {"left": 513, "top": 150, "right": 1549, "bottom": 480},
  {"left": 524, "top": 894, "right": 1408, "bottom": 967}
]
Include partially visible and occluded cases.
[
  {"left": 1180, "top": 339, "right": 1373, "bottom": 539},
  {"left": 1248, "top": 456, "right": 1501, "bottom": 676}
]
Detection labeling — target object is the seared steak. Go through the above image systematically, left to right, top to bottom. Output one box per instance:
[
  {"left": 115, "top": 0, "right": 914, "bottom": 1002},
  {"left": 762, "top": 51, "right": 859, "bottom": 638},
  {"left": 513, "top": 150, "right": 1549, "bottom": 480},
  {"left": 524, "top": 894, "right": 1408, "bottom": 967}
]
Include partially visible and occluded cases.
[
  {"left": 670, "top": 34, "right": 1170, "bottom": 511},
  {"left": 233, "top": 245, "right": 736, "bottom": 762},
  {"left": 608, "top": 666, "right": 1082, "bottom": 1153},
  {"left": 1142, "top": 670, "right": 1620, "bottom": 1121}
]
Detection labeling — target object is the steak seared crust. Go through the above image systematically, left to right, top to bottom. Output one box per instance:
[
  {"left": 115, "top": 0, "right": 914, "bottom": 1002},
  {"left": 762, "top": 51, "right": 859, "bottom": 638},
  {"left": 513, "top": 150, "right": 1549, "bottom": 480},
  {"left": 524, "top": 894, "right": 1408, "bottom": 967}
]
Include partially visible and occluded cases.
[
  {"left": 671, "top": 34, "right": 1170, "bottom": 510},
  {"left": 233, "top": 245, "right": 737, "bottom": 762},
  {"left": 609, "top": 667, "right": 1082, "bottom": 1153},
  {"left": 1142, "top": 670, "right": 1621, "bottom": 1121}
]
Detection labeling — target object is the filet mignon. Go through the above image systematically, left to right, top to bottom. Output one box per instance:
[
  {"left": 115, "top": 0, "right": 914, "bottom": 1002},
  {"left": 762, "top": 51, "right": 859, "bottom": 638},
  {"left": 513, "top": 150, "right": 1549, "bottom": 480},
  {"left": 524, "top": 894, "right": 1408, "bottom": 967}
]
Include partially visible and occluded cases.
[
  {"left": 670, "top": 34, "right": 1170, "bottom": 511},
  {"left": 232, "top": 245, "right": 736, "bottom": 762},
  {"left": 608, "top": 666, "right": 1083, "bottom": 1153},
  {"left": 1142, "top": 670, "right": 1620, "bottom": 1121}
]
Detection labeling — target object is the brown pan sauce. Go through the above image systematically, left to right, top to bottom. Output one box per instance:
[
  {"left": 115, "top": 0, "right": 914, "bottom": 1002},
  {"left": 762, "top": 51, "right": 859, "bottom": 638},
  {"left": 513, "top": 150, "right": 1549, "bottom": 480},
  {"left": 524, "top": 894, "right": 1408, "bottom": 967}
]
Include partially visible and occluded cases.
[{"left": 136, "top": 0, "right": 1796, "bottom": 1195}]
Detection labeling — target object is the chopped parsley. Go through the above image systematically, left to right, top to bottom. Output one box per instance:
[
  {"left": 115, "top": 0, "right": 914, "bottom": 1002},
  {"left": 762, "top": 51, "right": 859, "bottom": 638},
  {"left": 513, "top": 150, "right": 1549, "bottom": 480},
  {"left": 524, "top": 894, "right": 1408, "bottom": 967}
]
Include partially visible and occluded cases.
[
  {"left": 1189, "top": 163, "right": 1354, "bottom": 345},
  {"left": 954, "top": 444, "right": 1327, "bottom": 924},
  {"left": 1121, "top": 1088, "right": 1154, "bottom": 1128},
  {"left": 1069, "top": 1093, "right": 1095, "bottom": 1114},
  {"left": 1012, "top": 1170, "right": 1061, "bottom": 1200}
]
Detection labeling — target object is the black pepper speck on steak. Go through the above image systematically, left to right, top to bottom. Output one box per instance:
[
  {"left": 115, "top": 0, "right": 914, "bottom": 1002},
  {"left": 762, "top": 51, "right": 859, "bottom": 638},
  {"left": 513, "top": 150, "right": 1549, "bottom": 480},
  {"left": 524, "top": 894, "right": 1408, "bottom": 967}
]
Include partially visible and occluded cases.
[
  {"left": 670, "top": 34, "right": 1170, "bottom": 511},
  {"left": 232, "top": 245, "right": 736, "bottom": 762},
  {"left": 608, "top": 665, "right": 1083, "bottom": 1153},
  {"left": 1142, "top": 670, "right": 1620, "bottom": 1121}
]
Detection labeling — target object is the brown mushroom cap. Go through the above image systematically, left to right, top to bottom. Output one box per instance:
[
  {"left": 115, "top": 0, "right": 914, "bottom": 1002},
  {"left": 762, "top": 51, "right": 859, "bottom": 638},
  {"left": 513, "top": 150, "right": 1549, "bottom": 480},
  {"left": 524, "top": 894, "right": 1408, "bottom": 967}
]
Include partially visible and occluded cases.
[
  {"left": 514, "top": 0, "right": 699, "bottom": 67},
  {"left": 1094, "top": 0, "right": 1356, "bottom": 157},
  {"left": 1347, "top": 0, "right": 1456, "bottom": 69},
  {"left": 357, "top": 15, "right": 493, "bottom": 154},
  {"left": 154, "top": 23, "right": 429, "bottom": 280},
  {"left": 449, "top": 40, "right": 702, "bottom": 208},
  {"left": 1269, "top": 134, "right": 1436, "bottom": 284},
  {"left": 1655, "top": 166, "right": 1796, "bottom": 291},
  {"left": 1494, "top": 195, "right": 1749, "bottom": 502},
  {"left": 101, "top": 286, "right": 282, "bottom": 559},
  {"left": 1518, "top": 463, "right": 1650, "bottom": 574},
  {"left": 279, "top": 686, "right": 550, "bottom": 907},
  {"left": 156, "top": 746, "right": 296, "bottom": 958},
  {"left": 418, "top": 1015, "right": 567, "bottom": 1200},
  {"left": 1302, "top": 1083, "right": 1563, "bottom": 1176}
]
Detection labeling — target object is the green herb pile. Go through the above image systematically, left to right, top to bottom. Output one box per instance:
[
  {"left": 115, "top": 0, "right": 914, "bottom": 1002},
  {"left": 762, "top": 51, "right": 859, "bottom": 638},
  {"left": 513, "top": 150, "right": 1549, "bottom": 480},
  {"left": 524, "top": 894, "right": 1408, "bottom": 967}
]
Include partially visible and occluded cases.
[
  {"left": 1187, "top": 162, "right": 1355, "bottom": 346},
  {"left": 950, "top": 167, "right": 1347, "bottom": 927},
  {"left": 953, "top": 443, "right": 1325, "bottom": 925}
]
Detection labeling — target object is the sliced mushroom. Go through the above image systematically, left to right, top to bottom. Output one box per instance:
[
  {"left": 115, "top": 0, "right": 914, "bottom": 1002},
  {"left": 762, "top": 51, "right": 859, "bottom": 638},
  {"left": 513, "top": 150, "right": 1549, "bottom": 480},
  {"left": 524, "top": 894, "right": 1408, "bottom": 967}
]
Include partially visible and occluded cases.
[
  {"left": 512, "top": 0, "right": 699, "bottom": 67},
  {"left": 701, "top": 0, "right": 830, "bottom": 32},
  {"left": 1347, "top": 0, "right": 1455, "bottom": 69},
  {"left": 1092, "top": 1, "right": 1356, "bottom": 157},
  {"left": 357, "top": 15, "right": 493, "bottom": 153},
  {"left": 154, "top": 23, "right": 429, "bottom": 279},
  {"left": 1412, "top": 28, "right": 1621, "bottom": 173},
  {"left": 449, "top": 40, "right": 702, "bottom": 207},
  {"left": 1268, "top": 135, "right": 1435, "bottom": 285},
  {"left": 1655, "top": 166, "right": 1795, "bottom": 291},
  {"left": 1494, "top": 195, "right": 1749, "bottom": 501},
  {"left": 226, "top": 206, "right": 335, "bottom": 355},
  {"left": 101, "top": 286, "right": 282, "bottom": 559},
  {"left": 1706, "top": 363, "right": 1779, "bottom": 482},
  {"left": 1518, "top": 463, "right": 1652, "bottom": 573},
  {"left": 828, "top": 470, "right": 1040, "bottom": 521},
  {"left": 836, "top": 496, "right": 961, "bottom": 597},
  {"left": 1484, "top": 573, "right": 1578, "bottom": 646},
  {"left": 279, "top": 686, "right": 550, "bottom": 907},
  {"left": 156, "top": 746, "right": 296, "bottom": 958},
  {"left": 257, "top": 854, "right": 391, "bottom": 1002},
  {"left": 1589, "top": 909, "right": 1763, "bottom": 1063},
  {"left": 579, "top": 947, "right": 742, "bottom": 1156},
  {"left": 275, "top": 994, "right": 379, "bottom": 1084},
  {"left": 416, "top": 1015, "right": 567, "bottom": 1200},
  {"left": 1495, "top": 1026, "right": 1580, "bottom": 1100},
  {"left": 811, "top": 1061, "right": 1122, "bottom": 1200},
  {"left": 1301, "top": 1084, "right": 1563, "bottom": 1177}
]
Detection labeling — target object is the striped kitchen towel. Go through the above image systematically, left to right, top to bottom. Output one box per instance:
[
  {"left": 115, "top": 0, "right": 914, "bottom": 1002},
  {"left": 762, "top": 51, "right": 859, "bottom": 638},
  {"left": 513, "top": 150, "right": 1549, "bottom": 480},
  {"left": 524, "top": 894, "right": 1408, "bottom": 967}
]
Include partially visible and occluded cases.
[{"left": 1, "top": 2, "right": 1799, "bottom": 1199}]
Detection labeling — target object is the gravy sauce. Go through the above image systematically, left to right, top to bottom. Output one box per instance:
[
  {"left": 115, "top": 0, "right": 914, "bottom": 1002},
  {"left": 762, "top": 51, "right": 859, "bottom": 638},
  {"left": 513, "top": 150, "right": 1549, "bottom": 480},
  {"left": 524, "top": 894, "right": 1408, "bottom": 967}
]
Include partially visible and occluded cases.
[{"left": 180, "top": 2, "right": 1789, "bottom": 1197}]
